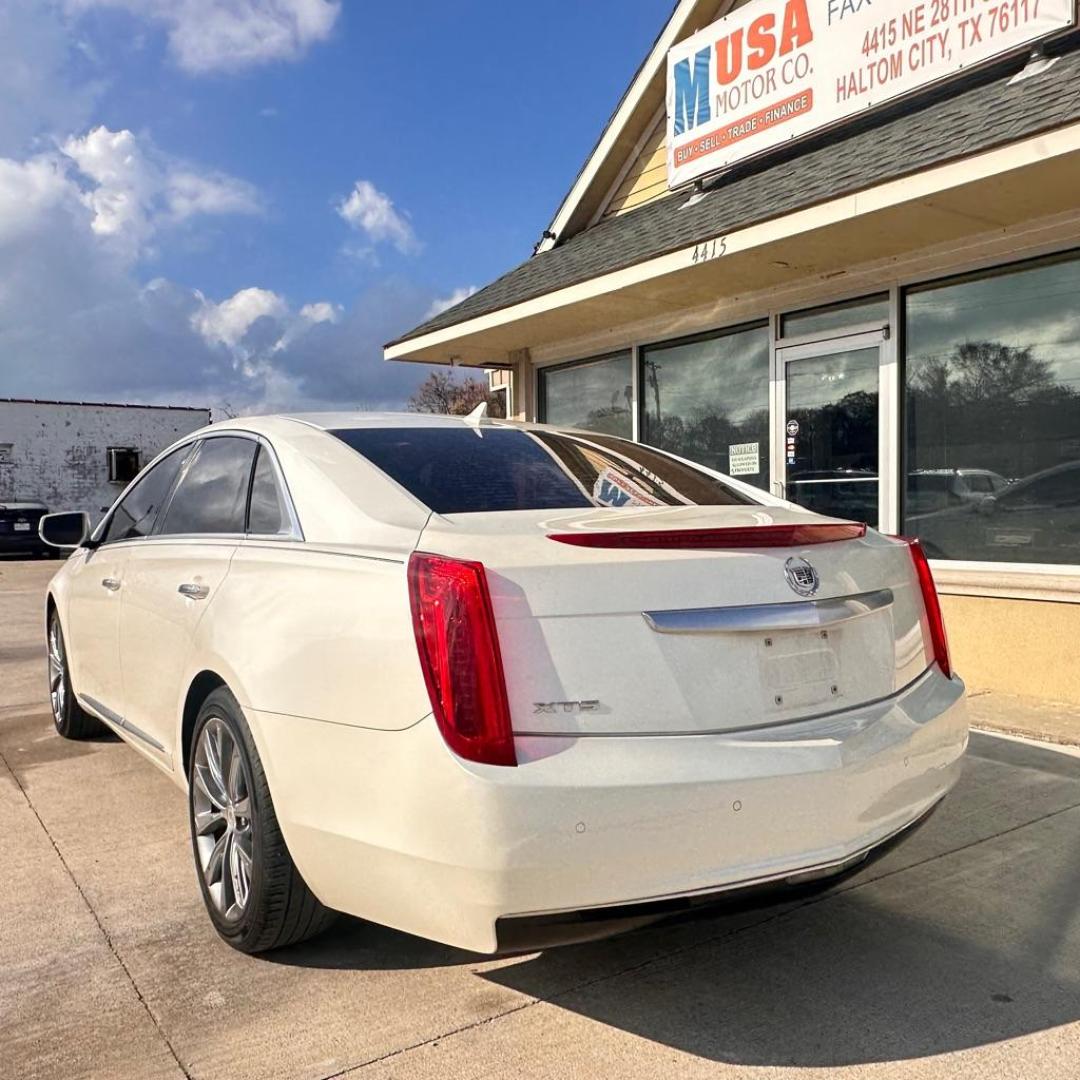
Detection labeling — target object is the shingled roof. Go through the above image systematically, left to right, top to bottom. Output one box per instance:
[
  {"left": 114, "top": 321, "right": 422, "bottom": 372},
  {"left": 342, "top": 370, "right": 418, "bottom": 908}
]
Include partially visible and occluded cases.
[{"left": 390, "top": 43, "right": 1080, "bottom": 348}]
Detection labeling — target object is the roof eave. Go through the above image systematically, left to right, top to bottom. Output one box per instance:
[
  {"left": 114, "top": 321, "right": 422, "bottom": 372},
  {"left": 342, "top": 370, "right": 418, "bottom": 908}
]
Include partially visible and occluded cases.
[{"left": 384, "top": 122, "right": 1080, "bottom": 367}]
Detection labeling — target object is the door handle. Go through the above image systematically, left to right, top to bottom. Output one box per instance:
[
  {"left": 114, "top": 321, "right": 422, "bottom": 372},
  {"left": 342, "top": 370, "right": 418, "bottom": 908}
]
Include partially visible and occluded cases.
[
  {"left": 101, "top": 578, "right": 121, "bottom": 592},
  {"left": 178, "top": 583, "right": 210, "bottom": 600}
]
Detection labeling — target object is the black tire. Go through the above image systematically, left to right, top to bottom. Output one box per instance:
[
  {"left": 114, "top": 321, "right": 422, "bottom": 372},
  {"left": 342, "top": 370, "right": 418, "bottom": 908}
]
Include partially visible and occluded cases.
[
  {"left": 48, "top": 611, "right": 105, "bottom": 739},
  {"left": 188, "top": 687, "right": 336, "bottom": 953}
]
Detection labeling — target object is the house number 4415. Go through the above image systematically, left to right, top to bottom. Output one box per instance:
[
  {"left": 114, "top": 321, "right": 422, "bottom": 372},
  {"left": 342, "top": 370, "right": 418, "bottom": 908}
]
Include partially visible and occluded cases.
[{"left": 691, "top": 237, "right": 727, "bottom": 265}]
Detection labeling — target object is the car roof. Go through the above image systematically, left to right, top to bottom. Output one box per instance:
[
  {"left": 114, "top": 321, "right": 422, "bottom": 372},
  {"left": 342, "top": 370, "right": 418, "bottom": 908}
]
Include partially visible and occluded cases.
[
  {"left": 205, "top": 411, "right": 606, "bottom": 439},
  {"left": 281, "top": 411, "right": 528, "bottom": 432}
]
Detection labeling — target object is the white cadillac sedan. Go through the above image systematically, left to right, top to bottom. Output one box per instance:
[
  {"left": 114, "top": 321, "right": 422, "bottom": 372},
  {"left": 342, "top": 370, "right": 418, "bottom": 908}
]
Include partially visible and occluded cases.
[{"left": 40, "top": 413, "right": 968, "bottom": 955}]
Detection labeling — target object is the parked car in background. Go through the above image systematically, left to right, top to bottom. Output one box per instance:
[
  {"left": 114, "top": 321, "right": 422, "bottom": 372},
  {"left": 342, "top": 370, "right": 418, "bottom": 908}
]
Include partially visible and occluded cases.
[
  {"left": 40, "top": 414, "right": 968, "bottom": 955},
  {"left": 911, "top": 460, "right": 1080, "bottom": 564},
  {"left": 786, "top": 468, "right": 879, "bottom": 525},
  {"left": 907, "top": 469, "right": 1010, "bottom": 516},
  {"left": 0, "top": 501, "right": 53, "bottom": 558}
]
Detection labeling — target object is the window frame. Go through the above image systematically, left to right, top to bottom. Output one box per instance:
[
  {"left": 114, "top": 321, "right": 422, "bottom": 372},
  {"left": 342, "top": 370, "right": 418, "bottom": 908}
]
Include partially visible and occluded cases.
[
  {"left": 900, "top": 246, "right": 1080, "bottom": 578},
  {"left": 638, "top": 317, "right": 772, "bottom": 487},
  {"left": 536, "top": 349, "right": 634, "bottom": 434},
  {"left": 95, "top": 430, "right": 303, "bottom": 547},
  {"left": 244, "top": 441, "right": 304, "bottom": 540},
  {"left": 106, "top": 446, "right": 142, "bottom": 485}
]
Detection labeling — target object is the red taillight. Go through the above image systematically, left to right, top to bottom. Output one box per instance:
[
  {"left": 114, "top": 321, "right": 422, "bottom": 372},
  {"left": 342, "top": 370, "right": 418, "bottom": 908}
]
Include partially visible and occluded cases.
[
  {"left": 548, "top": 523, "right": 866, "bottom": 549},
  {"left": 901, "top": 537, "right": 952, "bottom": 679},
  {"left": 407, "top": 552, "right": 516, "bottom": 767}
]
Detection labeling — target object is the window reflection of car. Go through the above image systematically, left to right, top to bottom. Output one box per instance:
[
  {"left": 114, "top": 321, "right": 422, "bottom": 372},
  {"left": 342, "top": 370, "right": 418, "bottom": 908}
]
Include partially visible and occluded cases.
[
  {"left": 911, "top": 461, "right": 1080, "bottom": 563},
  {"left": 787, "top": 468, "right": 878, "bottom": 521},
  {"left": 907, "top": 469, "right": 1009, "bottom": 515}
]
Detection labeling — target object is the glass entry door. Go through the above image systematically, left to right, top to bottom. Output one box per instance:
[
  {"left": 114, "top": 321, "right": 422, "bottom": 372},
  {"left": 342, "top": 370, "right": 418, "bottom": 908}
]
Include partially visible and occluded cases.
[{"left": 778, "top": 333, "right": 885, "bottom": 528}]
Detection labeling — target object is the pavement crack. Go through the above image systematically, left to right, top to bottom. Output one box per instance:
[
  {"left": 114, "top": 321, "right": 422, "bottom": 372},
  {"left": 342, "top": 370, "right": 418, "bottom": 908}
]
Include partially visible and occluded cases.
[
  {"left": 0, "top": 749, "right": 193, "bottom": 1080},
  {"left": 319, "top": 1000, "right": 539, "bottom": 1078}
]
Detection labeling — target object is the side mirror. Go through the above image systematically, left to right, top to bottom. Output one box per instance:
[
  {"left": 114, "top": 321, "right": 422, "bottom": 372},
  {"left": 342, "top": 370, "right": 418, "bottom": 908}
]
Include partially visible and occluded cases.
[
  {"left": 976, "top": 495, "right": 998, "bottom": 516},
  {"left": 39, "top": 511, "right": 93, "bottom": 550}
]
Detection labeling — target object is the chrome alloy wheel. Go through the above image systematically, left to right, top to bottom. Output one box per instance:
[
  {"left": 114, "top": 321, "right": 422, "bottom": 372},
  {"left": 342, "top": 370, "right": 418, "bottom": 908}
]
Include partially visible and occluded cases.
[
  {"left": 48, "top": 618, "right": 66, "bottom": 726},
  {"left": 192, "top": 718, "right": 254, "bottom": 923}
]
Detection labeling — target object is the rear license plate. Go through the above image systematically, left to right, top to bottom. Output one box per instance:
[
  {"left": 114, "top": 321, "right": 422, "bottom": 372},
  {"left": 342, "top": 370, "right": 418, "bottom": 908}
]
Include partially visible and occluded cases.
[
  {"left": 13, "top": 522, "right": 31, "bottom": 532},
  {"left": 761, "top": 630, "right": 840, "bottom": 711}
]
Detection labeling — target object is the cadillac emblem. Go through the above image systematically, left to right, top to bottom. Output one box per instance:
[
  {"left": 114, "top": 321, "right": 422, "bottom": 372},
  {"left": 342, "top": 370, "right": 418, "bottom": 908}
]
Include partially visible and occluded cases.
[{"left": 784, "top": 556, "right": 820, "bottom": 597}]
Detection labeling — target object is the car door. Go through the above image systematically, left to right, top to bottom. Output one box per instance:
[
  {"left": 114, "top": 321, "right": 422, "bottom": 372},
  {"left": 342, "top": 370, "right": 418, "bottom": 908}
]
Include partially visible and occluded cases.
[
  {"left": 118, "top": 435, "right": 258, "bottom": 765},
  {"left": 64, "top": 445, "right": 191, "bottom": 719}
]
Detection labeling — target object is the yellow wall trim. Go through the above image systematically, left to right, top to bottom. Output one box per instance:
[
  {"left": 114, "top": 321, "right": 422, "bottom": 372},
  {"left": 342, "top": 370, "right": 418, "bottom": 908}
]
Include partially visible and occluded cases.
[{"left": 942, "top": 594, "right": 1080, "bottom": 705}]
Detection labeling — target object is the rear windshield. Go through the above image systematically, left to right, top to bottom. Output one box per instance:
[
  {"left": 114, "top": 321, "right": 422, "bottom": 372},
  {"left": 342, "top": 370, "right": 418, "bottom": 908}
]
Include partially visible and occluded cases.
[{"left": 329, "top": 426, "right": 754, "bottom": 515}]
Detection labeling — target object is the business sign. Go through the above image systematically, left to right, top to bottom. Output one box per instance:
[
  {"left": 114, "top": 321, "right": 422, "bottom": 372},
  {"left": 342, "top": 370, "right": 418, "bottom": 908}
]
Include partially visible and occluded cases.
[{"left": 666, "top": 0, "right": 1075, "bottom": 188}]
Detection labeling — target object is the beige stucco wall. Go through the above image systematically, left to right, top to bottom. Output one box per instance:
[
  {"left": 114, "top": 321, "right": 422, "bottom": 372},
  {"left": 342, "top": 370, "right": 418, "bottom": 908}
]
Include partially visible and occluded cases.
[{"left": 940, "top": 594, "right": 1080, "bottom": 705}]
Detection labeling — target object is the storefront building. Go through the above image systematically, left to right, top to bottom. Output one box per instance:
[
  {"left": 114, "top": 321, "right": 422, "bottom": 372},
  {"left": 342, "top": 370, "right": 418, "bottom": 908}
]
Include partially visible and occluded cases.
[{"left": 387, "top": 0, "right": 1080, "bottom": 703}]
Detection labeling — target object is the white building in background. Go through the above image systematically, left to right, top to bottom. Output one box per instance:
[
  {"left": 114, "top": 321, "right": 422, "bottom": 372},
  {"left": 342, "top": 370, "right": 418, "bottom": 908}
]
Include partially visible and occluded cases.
[{"left": 0, "top": 398, "right": 210, "bottom": 522}]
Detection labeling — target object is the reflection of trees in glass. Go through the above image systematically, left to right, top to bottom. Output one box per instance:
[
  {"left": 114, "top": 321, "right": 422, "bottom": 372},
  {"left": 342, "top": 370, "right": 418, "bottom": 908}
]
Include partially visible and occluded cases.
[
  {"left": 640, "top": 328, "right": 770, "bottom": 485},
  {"left": 908, "top": 341, "right": 1077, "bottom": 477},
  {"left": 542, "top": 354, "right": 632, "bottom": 437},
  {"left": 788, "top": 390, "right": 877, "bottom": 473},
  {"left": 644, "top": 401, "right": 770, "bottom": 476},
  {"left": 583, "top": 404, "right": 632, "bottom": 436}
]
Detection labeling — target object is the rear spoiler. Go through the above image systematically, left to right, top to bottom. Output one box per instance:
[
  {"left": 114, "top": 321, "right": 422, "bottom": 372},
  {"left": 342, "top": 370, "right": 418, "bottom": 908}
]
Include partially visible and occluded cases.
[{"left": 547, "top": 524, "right": 866, "bottom": 550}]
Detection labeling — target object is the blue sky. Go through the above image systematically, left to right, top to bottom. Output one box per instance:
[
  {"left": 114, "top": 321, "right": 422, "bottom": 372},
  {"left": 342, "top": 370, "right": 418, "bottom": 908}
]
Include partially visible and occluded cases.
[{"left": 0, "top": 1, "right": 664, "bottom": 412}]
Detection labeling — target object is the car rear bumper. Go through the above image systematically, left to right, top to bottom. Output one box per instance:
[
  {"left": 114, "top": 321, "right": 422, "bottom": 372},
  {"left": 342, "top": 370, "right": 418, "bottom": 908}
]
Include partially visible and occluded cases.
[
  {"left": 250, "top": 666, "right": 967, "bottom": 954},
  {"left": 493, "top": 793, "right": 943, "bottom": 953}
]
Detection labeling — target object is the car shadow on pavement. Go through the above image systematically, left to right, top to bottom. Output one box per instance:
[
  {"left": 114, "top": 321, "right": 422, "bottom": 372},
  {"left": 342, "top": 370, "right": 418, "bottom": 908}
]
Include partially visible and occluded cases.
[
  {"left": 0, "top": 705, "right": 121, "bottom": 782},
  {"left": 475, "top": 733, "right": 1080, "bottom": 1067},
  {"left": 252, "top": 734, "right": 1080, "bottom": 1060},
  {"left": 263, "top": 916, "right": 485, "bottom": 972}
]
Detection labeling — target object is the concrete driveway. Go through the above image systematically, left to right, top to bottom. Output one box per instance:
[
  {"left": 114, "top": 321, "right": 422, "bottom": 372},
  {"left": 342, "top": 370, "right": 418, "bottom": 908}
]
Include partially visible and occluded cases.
[{"left": 2, "top": 558, "right": 1079, "bottom": 1080}]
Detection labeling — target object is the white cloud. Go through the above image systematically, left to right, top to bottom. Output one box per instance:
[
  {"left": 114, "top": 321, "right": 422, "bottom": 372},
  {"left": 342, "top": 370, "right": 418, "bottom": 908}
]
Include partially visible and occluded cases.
[
  {"left": 65, "top": 0, "right": 341, "bottom": 74},
  {"left": 60, "top": 125, "right": 261, "bottom": 261},
  {"left": 0, "top": 132, "right": 437, "bottom": 416},
  {"left": 0, "top": 155, "right": 81, "bottom": 245},
  {"left": 166, "top": 169, "right": 262, "bottom": 221},
  {"left": 337, "top": 179, "right": 419, "bottom": 255},
  {"left": 425, "top": 286, "right": 477, "bottom": 320},
  {"left": 193, "top": 287, "right": 288, "bottom": 348},
  {"left": 299, "top": 301, "right": 341, "bottom": 324}
]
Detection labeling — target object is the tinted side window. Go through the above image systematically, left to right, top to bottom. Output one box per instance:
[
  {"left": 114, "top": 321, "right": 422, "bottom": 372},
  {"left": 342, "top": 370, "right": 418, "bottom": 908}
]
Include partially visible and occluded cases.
[
  {"left": 159, "top": 437, "right": 257, "bottom": 535},
  {"left": 101, "top": 446, "right": 190, "bottom": 544},
  {"left": 247, "top": 446, "right": 290, "bottom": 535}
]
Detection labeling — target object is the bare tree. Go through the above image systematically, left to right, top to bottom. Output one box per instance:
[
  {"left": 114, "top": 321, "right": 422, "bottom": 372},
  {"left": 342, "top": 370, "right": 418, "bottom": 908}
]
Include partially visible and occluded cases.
[{"left": 407, "top": 371, "right": 505, "bottom": 417}]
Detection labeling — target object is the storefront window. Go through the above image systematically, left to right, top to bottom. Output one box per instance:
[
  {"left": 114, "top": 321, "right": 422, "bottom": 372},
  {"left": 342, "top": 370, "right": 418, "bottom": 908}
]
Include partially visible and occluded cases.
[
  {"left": 904, "top": 253, "right": 1080, "bottom": 566},
  {"left": 781, "top": 294, "right": 889, "bottom": 339},
  {"left": 640, "top": 322, "right": 769, "bottom": 489},
  {"left": 537, "top": 352, "right": 632, "bottom": 437}
]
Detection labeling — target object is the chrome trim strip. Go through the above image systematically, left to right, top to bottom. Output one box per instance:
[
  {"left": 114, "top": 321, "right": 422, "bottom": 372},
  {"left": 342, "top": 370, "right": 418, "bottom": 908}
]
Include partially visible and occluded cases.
[
  {"left": 642, "top": 588, "right": 893, "bottom": 635},
  {"left": 80, "top": 693, "right": 122, "bottom": 726},
  {"left": 79, "top": 695, "right": 166, "bottom": 753},
  {"left": 118, "top": 718, "right": 166, "bottom": 753}
]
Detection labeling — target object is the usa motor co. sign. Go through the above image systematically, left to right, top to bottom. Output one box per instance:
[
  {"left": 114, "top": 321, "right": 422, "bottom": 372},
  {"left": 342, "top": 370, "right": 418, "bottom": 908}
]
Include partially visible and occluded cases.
[{"left": 666, "top": 0, "right": 1076, "bottom": 188}]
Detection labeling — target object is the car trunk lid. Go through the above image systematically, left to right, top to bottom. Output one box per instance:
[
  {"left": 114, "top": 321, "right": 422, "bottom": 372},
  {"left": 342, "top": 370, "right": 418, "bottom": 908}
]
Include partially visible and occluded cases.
[{"left": 417, "top": 505, "right": 932, "bottom": 737}]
